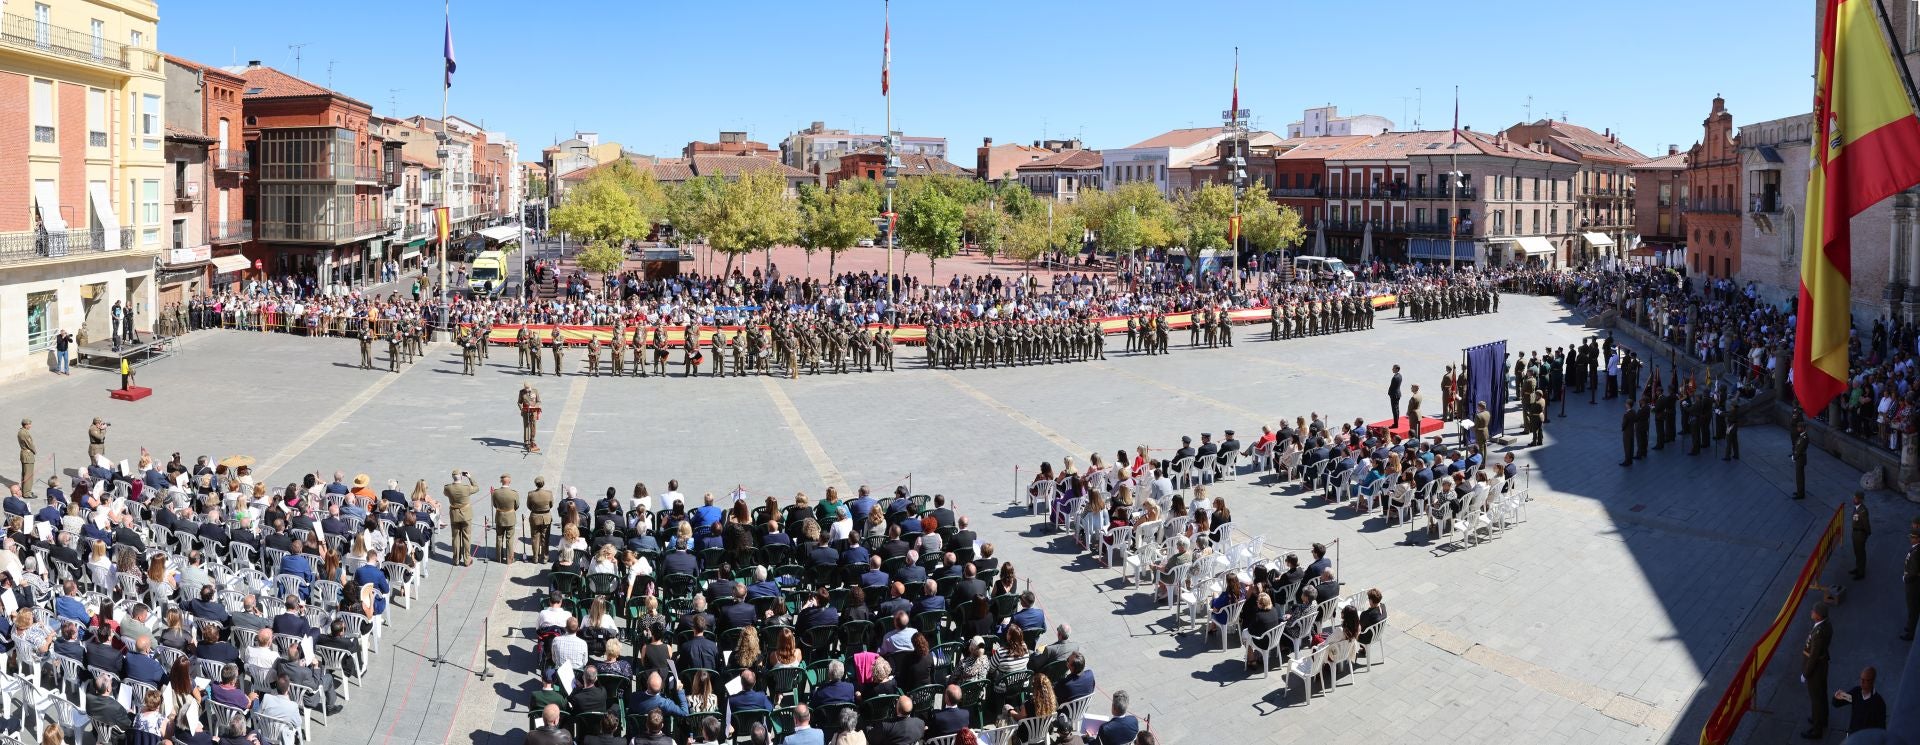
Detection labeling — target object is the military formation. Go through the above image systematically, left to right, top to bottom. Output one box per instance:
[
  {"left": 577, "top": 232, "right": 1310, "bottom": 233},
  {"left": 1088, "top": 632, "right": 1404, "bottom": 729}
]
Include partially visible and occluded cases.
[
  {"left": 1398, "top": 284, "right": 1501, "bottom": 321},
  {"left": 1264, "top": 296, "right": 1377, "bottom": 341},
  {"left": 926, "top": 317, "right": 1108, "bottom": 369},
  {"left": 358, "top": 318, "right": 430, "bottom": 373},
  {"left": 474, "top": 320, "right": 900, "bottom": 378}
]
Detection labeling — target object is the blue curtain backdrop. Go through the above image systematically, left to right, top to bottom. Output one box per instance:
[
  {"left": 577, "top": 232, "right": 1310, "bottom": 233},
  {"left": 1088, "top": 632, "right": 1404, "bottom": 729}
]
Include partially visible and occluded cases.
[{"left": 1464, "top": 341, "right": 1508, "bottom": 434}]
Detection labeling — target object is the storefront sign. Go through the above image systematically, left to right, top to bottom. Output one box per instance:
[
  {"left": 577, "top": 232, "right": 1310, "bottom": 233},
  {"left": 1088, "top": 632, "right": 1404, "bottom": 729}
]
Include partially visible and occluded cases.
[{"left": 166, "top": 245, "right": 211, "bottom": 266}]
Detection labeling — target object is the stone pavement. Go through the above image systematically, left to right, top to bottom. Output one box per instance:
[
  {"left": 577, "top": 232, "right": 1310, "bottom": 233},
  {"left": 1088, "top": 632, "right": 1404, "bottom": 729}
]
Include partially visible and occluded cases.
[{"left": 0, "top": 292, "right": 1895, "bottom": 745}]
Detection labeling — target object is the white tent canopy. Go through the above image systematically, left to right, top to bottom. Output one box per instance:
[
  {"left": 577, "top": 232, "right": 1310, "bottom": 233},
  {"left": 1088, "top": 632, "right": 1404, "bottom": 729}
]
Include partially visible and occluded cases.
[{"left": 475, "top": 226, "right": 520, "bottom": 243}]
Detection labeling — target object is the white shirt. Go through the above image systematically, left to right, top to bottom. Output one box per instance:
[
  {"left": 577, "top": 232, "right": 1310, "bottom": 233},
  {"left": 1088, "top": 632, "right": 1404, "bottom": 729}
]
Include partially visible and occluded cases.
[
  {"left": 659, "top": 491, "right": 686, "bottom": 512},
  {"left": 538, "top": 606, "right": 573, "bottom": 628}
]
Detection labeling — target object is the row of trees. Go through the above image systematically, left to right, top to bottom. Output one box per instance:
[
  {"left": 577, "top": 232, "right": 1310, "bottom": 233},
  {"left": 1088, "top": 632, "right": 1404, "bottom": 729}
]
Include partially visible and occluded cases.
[{"left": 548, "top": 159, "right": 1309, "bottom": 277}]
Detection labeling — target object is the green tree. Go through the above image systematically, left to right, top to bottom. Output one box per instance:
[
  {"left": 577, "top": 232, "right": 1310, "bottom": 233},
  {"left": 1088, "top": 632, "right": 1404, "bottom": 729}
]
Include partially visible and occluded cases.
[
  {"left": 548, "top": 168, "right": 650, "bottom": 251},
  {"left": 704, "top": 170, "right": 800, "bottom": 275},
  {"left": 664, "top": 176, "right": 723, "bottom": 247},
  {"left": 896, "top": 177, "right": 966, "bottom": 277},
  {"left": 799, "top": 180, "right": 880, "bottom": 274},
  {"left": 1174, "top": 183, "right": 1237, "bottom": 259},
  {"left": 1237, "top": 184, "right": 1307, "bottom": 254},
  {"left": 963, "top": 200, "right": 1010, "bottom": 260},
  {"left": 574, "top": 243, "right": 625, "bottom": 275}
]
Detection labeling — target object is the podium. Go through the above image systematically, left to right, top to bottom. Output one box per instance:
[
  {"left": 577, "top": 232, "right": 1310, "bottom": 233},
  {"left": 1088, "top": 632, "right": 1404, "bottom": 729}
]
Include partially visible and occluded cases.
[{"left": 110, "top": 386, "right": 153, "bottom": 402}]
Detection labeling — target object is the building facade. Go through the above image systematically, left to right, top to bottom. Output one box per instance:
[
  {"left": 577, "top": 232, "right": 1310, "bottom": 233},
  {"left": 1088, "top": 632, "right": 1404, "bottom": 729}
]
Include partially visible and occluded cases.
[
  {"left": 0, "top": 0, "right": 166, "bottom": 379},
  {"left": 161, "top": 55, "right": 249, "bottom": 301},
  {"left": 233, "top": 62, "right": 398, "bottom": 291},
  {"left": 1681, "top": 97, "right": 1741, "bottom": 279},
  {"left": 1286, "top": 105, "right": 1393, "bottom": 138},
  {"left": 1734, "top": 114, "right": 1812, "bottom": 307},
  {"left": 1500, "top": 119, "right": 1647, "bottom": 264},
  {"left": 780, "top": 121, "right": 946, "bottom": 175},
  {"left": 1100, "top": 127, "right": 1234, "bottom": 195},
  {"left": 1630, "top": 147, "right": 1689, "bottom": 268},
  {"left": 824, "top": 149, "right": 971, "bottom": 189},
  {"left": 1014, "top": 149, "right": 1103, "bottom": 203}
]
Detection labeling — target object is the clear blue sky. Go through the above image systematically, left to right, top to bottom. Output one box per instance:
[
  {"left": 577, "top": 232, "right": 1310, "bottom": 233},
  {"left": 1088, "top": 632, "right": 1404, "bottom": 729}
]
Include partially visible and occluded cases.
[{"left": 158, "top": 0, "right": 1815, "bottom": 162}]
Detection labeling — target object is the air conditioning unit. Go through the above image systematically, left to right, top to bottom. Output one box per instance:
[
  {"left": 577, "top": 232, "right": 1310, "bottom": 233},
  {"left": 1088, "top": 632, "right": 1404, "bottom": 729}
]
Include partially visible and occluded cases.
[{"left": 186, "top": 182, "right": 200, "bottom": 196}]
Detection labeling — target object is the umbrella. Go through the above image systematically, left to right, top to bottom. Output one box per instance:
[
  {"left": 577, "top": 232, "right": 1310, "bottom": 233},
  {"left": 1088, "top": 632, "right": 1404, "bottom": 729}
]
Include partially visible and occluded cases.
[
  {"left": 1312, "top": 224, "right": 1326, "bottom": 257},
  {"left": 218, "top": 455, "right": 255, "bottom": 469}
]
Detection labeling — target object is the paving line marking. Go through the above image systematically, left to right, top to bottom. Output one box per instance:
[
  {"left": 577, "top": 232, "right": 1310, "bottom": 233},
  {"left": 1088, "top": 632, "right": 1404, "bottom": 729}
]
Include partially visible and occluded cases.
[
  {"left": 1094, "top": 360, "right": 1268, "bottom": 422},
  {"left": 259, "top": 364, "right": 415, "bottom": 482},
  {"left": 933, "top": 370, "right": 1094, "bottom": 456},
  {"left": 761, "top": 376, "right": 847, "bottom": 492},
  {"left": 545, "top": 377, "right": 588, "bottom": 484}
]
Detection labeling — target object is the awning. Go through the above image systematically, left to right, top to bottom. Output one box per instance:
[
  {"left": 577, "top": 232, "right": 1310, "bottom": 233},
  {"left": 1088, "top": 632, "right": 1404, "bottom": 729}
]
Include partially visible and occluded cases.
[
  {"left": 33, "top": 182, "right": 66, "bottom": 232},
  {"left": 87, "top": 183, "right": 118, "bottom": 241},
  {"left": 475, "top": 226, "right": 520, "bottom": 243},
  {"left": 1582, "top": 231, "right": 1616, "bottom": 248},
  {"left": 1515, "top": 236, "right": 1556, "bottom": 256},
  {"left": 210, "top": 254, "right": 251, "bottom": 275}
]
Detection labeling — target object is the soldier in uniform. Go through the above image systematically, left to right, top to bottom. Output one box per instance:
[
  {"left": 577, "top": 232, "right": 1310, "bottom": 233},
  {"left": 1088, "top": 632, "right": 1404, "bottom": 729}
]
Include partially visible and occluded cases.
[
  {"left": 1269, "top": 304, "right": 1282, "bottom": 341},
  {"left": 1218, "top": 309, "right": 1233, "bottom": 347},
  {"left": 1154, "top": 314, "right": 1170, "bottom": 355},
  {"left": 1126, "top": 316, "right": 1139, "bottom": 352},
  {"left": 476, "top": 318, "right": 491, "bottom": 362},
  {"left": 1090, "top": 319, "right": 1107, "bottom": 360},
  {"left": 611, "top": 322, "right": 627, "bottom": 377},
  {"left": 630, "top": 324, "right": 646, "bottom": 376},
  {"left": 781, "top": 324, "right": 799, "bottom": 379},
  {"left": 359, "top": 325, "right": 375, "bottom": 370},
  {"left": 746, "top": 325, "right": 766, "bottom": 375},
  {"left": 514, "top": 326, "right": 530, "bottom": 372},
  {"left": 652, "top": 326, "right": 671, "bottom": 377},
  {"left": 877, "top": 326, "right": 895, "bottom": 371},
  {"left": 526, "top": 328, "right": 543, "bottom": 376},
  {"left": 549, "top": 328, "right": 565, "bottom": 377},
  {"left": 387, "top": 329, "right": 403, "bottom": 373},
  {"left": 682, "top": 329, "right": 702, "bottom": 378},
  {"left": 711, "top": 330, "right": 729, "bottom": 377},
  {"left": 730, "top": 330, "right": 746, "bottom": 376},
  {"left": 461, "top": 331, "right": 478, "bottom": 375},
  {"left": 585, "top": 337, "right": 601, "bottom": 377},
  {"left": 519, "top": 383, "right": 542, "bottom": 453},
  {"left": 1523, "top": 390, "right": 1543, "bottom": 447},
  {"left": 1634, "top": 395, "right": 1651, "bottom": 459},
  {"left": 1722, "top": 396, "right": 1742, "bottom": 460},
  {"left": 1619, "top": 399, "right": 1637, "bottom": 468},
  {"left": 1472, "top": 401, "right": 1491, "bottom": 459},
  {"left": 86, "top": 417, "right": 107, "bottom": 460},
  {"left": 17, "top": 418, "right": 34, "bottom": 498},
  {"left": 1792, "top": 421, "right": 1810, "bottom": 499},
  {"left": 444, "top": 470, "right": 477, "bottom": 566},
  {"left": 490, "top": 474, "right": 520, "bottom": 565},
  {"left": 527, "top": 476, "right": 555, "bottom": 564},
  {"left": 1849, "top": 491, "right": 1871, "bottom": 580},
  {"left": 1902, "top": 530, "right": 1920, "bottom": 640}
]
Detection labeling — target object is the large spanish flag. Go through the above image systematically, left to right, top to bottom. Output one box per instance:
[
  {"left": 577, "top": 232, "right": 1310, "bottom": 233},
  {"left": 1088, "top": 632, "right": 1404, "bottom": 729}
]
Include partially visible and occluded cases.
[{"left": 1795, "top": 0, "right": 1920, "bottom": 413}]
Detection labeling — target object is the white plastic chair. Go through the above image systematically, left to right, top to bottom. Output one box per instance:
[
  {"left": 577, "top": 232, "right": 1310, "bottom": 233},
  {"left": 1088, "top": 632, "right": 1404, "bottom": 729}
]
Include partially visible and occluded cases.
[
  {"left": 1217, "top": 450, "right": 1240, "bottom": 481},
  {"left": 1194, "top": 454, "right": 1218, "bottom": 485},
  {"left": 1170, "top": 457, "right": 1196, "bottom": 493},
  {"left": 1027, "top": 479, "right": 1057, "bottom": 517},
  {"left": 1103, "top": 526, "right": 1135, "bottom": 570},
  {"left": 1215, "top": 598, "right": 1247, "bottom": 652},
  {"left": 1358, "top": 618, "right": 1386, "bottom": 670},
  {"left": 1243, "top": 626, "right": 1285, "bottom": 679},
  {"left": 1286, "top": 644, "right": 1332, "bottom": 705}
]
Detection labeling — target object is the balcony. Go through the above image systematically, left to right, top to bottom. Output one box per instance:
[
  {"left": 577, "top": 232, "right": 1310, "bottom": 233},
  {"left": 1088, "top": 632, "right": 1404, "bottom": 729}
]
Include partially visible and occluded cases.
[
  {"left": 0, "top": 14, "right": 160, "bottom": 73},
  {"left": 213, "top": 150, "right": 250, "bottom": 172},
  {"left": 353, "top": 164, "right": 382, "bottom": 183},
  {"left": 383, "top": 167, "right": 401, "bottom": 188},
  {"left": 1404, "top": 186, "right": 1478, "bottom": 200},
  {"left": 1269, "top": 187, "right": 1321, "bottom": 198},
  {"left": 1580, "top": 188, "right": 1634, "bottom": 199},
  {"left": 1749, "top": 192, "right": 1782, "bottom": 214},
  {"left": 1686, "top": 200, "right": 1740, "bottom": 215},
  {"left": 257, "top": 219, "right": 394, "bottom": 244},
  {"left": 210, "top": 220, "right": 252, "bottom": 244},
  {"left": 0, "top": 228, "right": 135, "bottom": 266}
]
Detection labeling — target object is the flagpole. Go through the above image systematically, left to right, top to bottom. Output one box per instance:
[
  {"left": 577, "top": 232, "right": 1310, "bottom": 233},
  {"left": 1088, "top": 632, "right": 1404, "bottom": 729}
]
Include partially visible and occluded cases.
[
  {"left": 438, "top": 0, "right": 451, "bottom": 334},
  {"left": 883, "top": 0, "right": 895, "bottom": 302},
  {"left": 1871, "top": 0, "right": 1920, "bottom": 116}
]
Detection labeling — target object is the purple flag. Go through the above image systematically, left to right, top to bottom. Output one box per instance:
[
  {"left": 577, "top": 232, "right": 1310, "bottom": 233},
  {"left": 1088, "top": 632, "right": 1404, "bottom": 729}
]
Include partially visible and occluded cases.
[{"left": 444, "top": 15, "right": 456, "bottom": 88}]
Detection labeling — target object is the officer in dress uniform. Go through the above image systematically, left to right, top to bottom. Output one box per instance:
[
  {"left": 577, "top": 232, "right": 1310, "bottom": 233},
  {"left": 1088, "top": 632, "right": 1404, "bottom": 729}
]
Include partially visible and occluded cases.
[
  {"left": 611, "top": 322, "right": 627, "bottom": 376},
  {"left": 359, "top": 326, "right": 375, "bottom": 370},
  {"left": 549, "top": 328, "right": 565, "bottom": 377},
  {"left": 386, "top": 329, "right": 402, "bottom": 372},
  {"left": 682, "top": 330, "right": 701, "bottom": 378},
  {"left": 711, "top": 330, "right": 729, "bottom": 377},
  {"left": 730, "top": 330, "right": 746, "bottom": 376},
  {"left": 461, "top": 331, "right": 478, "bottom": 375},
  {"left": 585, "top": 337, "right": 601, "bottom": 377},
  {"left": 519, "top": 383, "right": 541, "bottom": 453},
  {"left": 1524, "top": 392, "right": 1544, "bottom": 447},
  {"left": 1634, "top": 396, "right": 1651, "bottom": 460},
  {"left": 1619, "top": 399, "right": 1636, "bottom": 468},
  {"left": 87, "top": 417, "right": 107, "bottom": 460},
  {"left": 17, "top": 419, "right": 35, "bottom": 498},
  {"left": 1792, "top": 421, "right": 1810, "bottom": 499},
  {"left": 444, "top": 470, "right": 477, "bottom": 566},
  {"left": 490, "top": 474, "right": 520, "bottom": 565},
  {"left": 527, "top": 477, "right": 555, "bottom": 564},
  {"left": 1849, "top": 491, "right": 1871, "bottom": 580},
  {"left": 1803, "top": 604, "right": 1833, "bottom": 739}
]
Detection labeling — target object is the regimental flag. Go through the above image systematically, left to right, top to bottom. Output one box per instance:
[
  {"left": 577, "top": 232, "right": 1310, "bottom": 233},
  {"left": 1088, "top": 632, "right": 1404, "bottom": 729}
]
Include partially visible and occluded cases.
[
  {"left": 1794, "top": 0, "right": 1920, "bottom": 414},
  {"left": 881, "top": 1, "right": 891, "bottom": 96},
  {"left": 443, "top": 11, "right": 457, "bottom": 88},
  {"left": 1230, "top": 47, "right": 1239, "bottom": 117},
  {"left": 1451, "top": 87, "right": 1460, "bottom": 145},
  {"left": 435, "top": 207, "right": 450, "bottom": 247},
  {"left": 1228, "top": 214, "right": 1241, "bottom": 247}
]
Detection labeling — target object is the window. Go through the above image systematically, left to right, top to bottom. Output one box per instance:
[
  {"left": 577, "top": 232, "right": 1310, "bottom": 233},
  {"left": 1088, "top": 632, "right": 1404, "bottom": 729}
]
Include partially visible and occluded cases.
[
  {"left": 33, "top": 4, "right": 50, "bottom": 47},
  {"left": 90, "top": 19, "right": 104, "bottom": 58},
  {"left": 129, "top": 30, "right": 143, "bottom": 48},
  {"left": 31, "top": 78, "right": 54, "bottom": 144},
  {"left": 87, "top": 88, "right": 105, "bottom": 148},
  {"left": 140, "top": 94, "right": 160, "bottom": 149},
  {"left": 174, "top": 160, "right": 188, "bottom": 198},
  {"left": 1494, "top": 176, "right": 1505, "bottom": 200},
  {"left": 1532, "top": 178, "right": 1541, "bottom": 201},
  {"left": 140, "top": 179, "right": 160, "bottom": 244},
  {"left": 1550, "top": 179, "right": 1558, "bottom": 201},
  {"left": 1658, "top": 184, "right": 1672, "bottom": 208},
  {"left": 1415, "top": 207, "right": 1428, "bottom": 224},
  {"left": 1532, "top": 209, "right": 1541, "bottom": 234},
  {"left": 1491, "top": 210, "right": 1505, "bottom": 235},
  {"left": 1549, "top": 211, "right": 1557, "bottom": 233},
  {"left": 171, "top": 219, "right": 185, "bottom": 250}
]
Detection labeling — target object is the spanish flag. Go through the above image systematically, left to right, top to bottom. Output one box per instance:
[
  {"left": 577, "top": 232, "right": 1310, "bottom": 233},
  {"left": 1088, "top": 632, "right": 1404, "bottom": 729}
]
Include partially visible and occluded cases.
[
  {"left": 1795, "top": 0, "right": 1920, "bottom": 414},
  {"left": 435, "top": 206, "right": 450, "bottom": 248}
]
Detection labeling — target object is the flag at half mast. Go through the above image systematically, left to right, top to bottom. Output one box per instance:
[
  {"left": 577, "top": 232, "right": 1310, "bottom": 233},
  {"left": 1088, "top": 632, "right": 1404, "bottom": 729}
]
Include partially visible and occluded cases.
[{"left": 1794, "top": 0, "right": 1920, "bottom": 413}]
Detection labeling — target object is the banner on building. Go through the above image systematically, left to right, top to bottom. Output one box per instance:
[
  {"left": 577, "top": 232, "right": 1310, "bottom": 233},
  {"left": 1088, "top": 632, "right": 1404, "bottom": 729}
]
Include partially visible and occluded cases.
[{"left": 1699, "top": 504, "right": 1846, "bottom": 745}]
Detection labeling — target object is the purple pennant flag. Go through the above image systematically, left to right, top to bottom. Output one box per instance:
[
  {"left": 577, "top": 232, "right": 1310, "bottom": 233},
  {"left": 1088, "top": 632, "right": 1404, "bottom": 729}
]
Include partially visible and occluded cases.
[{"left": 444, "top": 16, "right": 456, "bottom": 88}]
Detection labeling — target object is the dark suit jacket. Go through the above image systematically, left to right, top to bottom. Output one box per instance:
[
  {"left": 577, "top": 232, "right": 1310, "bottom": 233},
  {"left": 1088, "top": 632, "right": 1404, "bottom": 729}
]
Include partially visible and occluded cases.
[
  {"left": 273, "top": 613, "right": 312, "bottom": 638},
  {"left": 1804, "top": 620, "right": 1831, "bottom": 677},
  {"left": 677, "top": 635, "right": 720, "bottom": 672},
  {"left": 84, "top": 641, "right": 124, "bottom": 673},
  {"left": 122, "top": 651, "right": 166, "bottom": 685},
  {"left": 1059, "top": 669, "right": 1096, "bottom": 702},
  {"left": 808, "top": 680, "right": 855, "bottom": 709},
  {"left": 569, "top": 685, "right": 611, "bottom": 715},
  {"left": 86, "top": 692, "right": 133, "bottom": 731},
  {"left": 927, "top": 706, "right": 970, "bottom": 737},
  {"left": 1098, "top": 715, "right": 1140, "bottom": 745},
  {"left": 863, "top": 716, "right": 926, "bottom": 745}
]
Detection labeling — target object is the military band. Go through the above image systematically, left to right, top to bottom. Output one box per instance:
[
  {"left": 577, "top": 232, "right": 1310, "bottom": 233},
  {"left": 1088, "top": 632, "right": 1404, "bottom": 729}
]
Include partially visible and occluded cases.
[{"left": 1399, "top": 284, "right": 1500, "bottom": 322}]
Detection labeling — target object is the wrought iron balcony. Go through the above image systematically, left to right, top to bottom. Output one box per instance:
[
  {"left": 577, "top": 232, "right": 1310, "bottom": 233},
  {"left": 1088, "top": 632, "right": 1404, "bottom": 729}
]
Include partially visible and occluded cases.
[
  {"left": 213, "top": 149, "right": 250, "bottom": 172},
  {"left": 210, "top": 220, "right": 252, "bottom": 244},
  {"left": 0, "top": 228, "right": 135, "bottom": 265}
]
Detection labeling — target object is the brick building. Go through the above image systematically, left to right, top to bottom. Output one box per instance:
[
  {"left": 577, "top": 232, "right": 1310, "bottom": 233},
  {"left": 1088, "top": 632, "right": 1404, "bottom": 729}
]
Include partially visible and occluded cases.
[
  {"left": 0, "top": 0, "right": 166, "bottom": 379},
  {"left": 161, "top": 55, "right": 250, "bottom": 300},
  {"left": 1681, "top": 96, "right": 1741, "bottom": 279},
  {"left": 1500, "top": 119, "right": 1648, "bottom": 263},
  {"left": 1267, "top": 135, "right": 1372, "bottom": 229},
  {"left": 1630, "top": 146, "right": 1688, "bottom": 268},
  {"left": 824, "top": 148, "right": 971, "bottom": 189},
  {"left": 1014, "top": 149, "right": 1103, "bottom": 203}
]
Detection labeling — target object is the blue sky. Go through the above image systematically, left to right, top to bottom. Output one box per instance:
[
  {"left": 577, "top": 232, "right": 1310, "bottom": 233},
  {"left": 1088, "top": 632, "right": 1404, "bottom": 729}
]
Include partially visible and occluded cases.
[{"left": 158, "top": 0, "right": 1815, "bottom": 162}]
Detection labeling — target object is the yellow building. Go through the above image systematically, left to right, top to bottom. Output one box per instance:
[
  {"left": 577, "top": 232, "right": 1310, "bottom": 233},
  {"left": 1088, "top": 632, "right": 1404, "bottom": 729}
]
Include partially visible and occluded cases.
[{"left": 0, "top": 0, "right": 165, "bottom": 380}]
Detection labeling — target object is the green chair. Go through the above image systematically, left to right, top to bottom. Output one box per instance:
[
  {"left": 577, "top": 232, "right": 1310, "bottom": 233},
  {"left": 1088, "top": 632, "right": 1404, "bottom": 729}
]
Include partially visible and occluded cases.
[{"left": 860, "top": 693, "right": 899, "bottom": 723}]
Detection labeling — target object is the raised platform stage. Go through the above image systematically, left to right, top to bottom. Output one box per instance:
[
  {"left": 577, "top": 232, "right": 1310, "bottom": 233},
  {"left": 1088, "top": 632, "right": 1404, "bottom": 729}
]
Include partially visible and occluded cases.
[
  {"left": 74, "top": 335, "right": 174, "bottom": 371},
  {"left": 108, "top": 386, "right": 152, "bottom": 401}
]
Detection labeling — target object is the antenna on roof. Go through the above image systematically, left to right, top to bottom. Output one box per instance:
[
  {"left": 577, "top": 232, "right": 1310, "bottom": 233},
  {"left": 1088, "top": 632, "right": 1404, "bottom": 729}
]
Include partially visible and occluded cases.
[
  {"left": 287, "top": 43, "right": 310, "bottom": 78},
  {"left": 326, "top": 59, "right": 336, "bottom": 89},
  {"left": 1414, "top": 87, "right": 1422, "bottom": 130},
  {"left": 388, "top": 89, "right": 401, "bottom": 118},
  {"left": 1524, "top": 95, "right": 1532, "bottom": 122}
]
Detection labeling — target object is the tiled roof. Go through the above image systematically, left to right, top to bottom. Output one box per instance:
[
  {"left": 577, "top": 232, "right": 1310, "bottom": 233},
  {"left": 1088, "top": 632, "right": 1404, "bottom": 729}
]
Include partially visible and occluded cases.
[
  {"left": 164, "top": 54, "right": 246, "bottom": 85},
  {"left": 235, "top": 65, "right": 356, "bottom": 103},
  {"left": 1505, "top": 119, "right": 1649, "bottom": 163},
  {"left": 163, "top": 126, "right": 215, "bottom": 144},
  {"left": 1124, "top": 127, "right": 1228, "bottom": 149},
  {"left": 1323, "top": 130, "right": 1461, "bottom": 161},
  {"left": 1452, "top": 130, "right": 1578, "bottom": 164},
  {"left": 1274, "top": 135, "right": 1374, "bottom": 159},
  {"left": 840, "top": 147, "right": 975, "bottom": 177},
  {"left": 1017, "top": 149, "right": 1103, "bottom": 171},
  {"left": 1634, "top": 152, "right": 1689, "bottom": 170},
  {"left": 689, "top": 153, "right": 815, "bottom": 179}
]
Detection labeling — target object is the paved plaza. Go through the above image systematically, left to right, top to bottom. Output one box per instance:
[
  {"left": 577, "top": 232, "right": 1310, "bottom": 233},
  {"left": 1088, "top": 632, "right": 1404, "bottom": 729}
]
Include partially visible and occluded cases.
[{"left": 0, "top": 292, "right": 1897, "bottom": 745}]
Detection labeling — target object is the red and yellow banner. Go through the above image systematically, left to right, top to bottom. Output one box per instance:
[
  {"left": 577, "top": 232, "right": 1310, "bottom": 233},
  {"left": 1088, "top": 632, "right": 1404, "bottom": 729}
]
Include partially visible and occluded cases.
[
  {"left": 1794, "top": 0, "right": 1920, "bottom": 413},
  {"left": 434, "top": 207, "right": 451, "bottom": 247},
  {"left": 469, "top": 302, "right": 1396, "bottom": 348},
  {"left": 1699, "top": 504, "right": 1846, "bottom": 745}
]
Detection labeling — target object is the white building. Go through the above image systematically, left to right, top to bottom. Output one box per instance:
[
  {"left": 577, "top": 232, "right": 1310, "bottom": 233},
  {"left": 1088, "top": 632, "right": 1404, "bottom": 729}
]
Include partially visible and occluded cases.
[
  {"left": 1287, "top": 106, "right": 1394, "bottom": 138},
  {"left": 1734, "top": 113, "right": 1812, "bottom": 309},
  {"left": 780, "top": 121, "right": 947, "bottom": 174},
  {"left": 1100, "top": 127, "right": 1234, "bottom": 195}
]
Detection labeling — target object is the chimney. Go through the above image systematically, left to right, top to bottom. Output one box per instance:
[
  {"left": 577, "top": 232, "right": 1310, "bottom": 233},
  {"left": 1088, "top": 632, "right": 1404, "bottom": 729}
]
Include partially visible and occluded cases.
[
  {"left": 247, "top": 59, "right": 261, "bottom": 67},
  {"left": 1604, "top": 127, "right": 1611, "bottom": 138},
  {"left": 983, "top": 137, "right": 993, "bottom": 146},
  {"left": 1668, "top": 145, "right": 1679, "bottom": 156}
]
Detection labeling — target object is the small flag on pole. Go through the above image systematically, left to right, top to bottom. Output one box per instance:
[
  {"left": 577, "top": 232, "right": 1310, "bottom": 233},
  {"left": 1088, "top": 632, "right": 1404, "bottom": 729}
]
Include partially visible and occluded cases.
[
  {"left": 881, "top": 1, "right": 891, "bottom": 96},
  {"left": 443, "top": 10, "right": 457, "bottom": 88},
  {"left": 1230, "top": 47, "right": 1239, "bottom": 118},
  {"left": 1451, "top": 86, "right": 1460, "bottom": 144},
  {"left": 435, "top": 207, "right": 451, "bottom": 247}
]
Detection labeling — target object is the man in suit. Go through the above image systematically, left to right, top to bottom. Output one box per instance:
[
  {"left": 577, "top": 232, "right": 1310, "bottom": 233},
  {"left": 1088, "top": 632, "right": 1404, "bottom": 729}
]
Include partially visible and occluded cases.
[
  {"left": 1388, "top": 365, "right": 1404, "bottom": 427},
  {"left": 1173, "top": 436, "right": 1196, "bottom": 464},
  {"left": 445, "top": 470, "right": 478, "bottom": 566},
  {"left": 492, "top": 474, "right": 520, "bottom": 565},
  {"left": 527, "top": 477, "right": 556, "bottom": 564},
  {"left": 2, "top": 485, "right": 26, "bottom": 519},
  {"left": 1851, "top": 492, "right": 1872, "bottom": 580},
  {"left": 925, "top": 495, "right": 957, "bottom": 531},
  {"left": 950, "top": 516, "right": 978, "bottom": 556},
  {"left": 1304, "top": 544, "right": 1332, "bottom": 581},
  {"left": 953, "top": 563, "right": 988, "bottom": 604},
  {"left": 185, "top": 584, "right": 229, "bottom": 625},
  {"left": 717, "top": 586, "right": 758, "bottom": 632},
  {"left": 796, "top": 590, "right": 840, "bottom": 635},
  {"left": 1010, "top": 591, "right": 1046, "bottom": 632},
  {"left": 274, "top": 598, "right": 314, "bottom": 638},
  {"left": 1804, "top": 603, "right": 1832, "bottom": 739},
  {"left": 676, "top": 616, "right": 721, "bottom": 672},
  {"left": 315, "top": 619, "right": 364, "bottom": 678},
  {"left": 1033, "top": 624, "right": 1080, "bottom": 671},
  {"left": 83, "top": 625, "right": 123, "bottom": 673},
  {"left": 121, "top": 635, "right": 166, "bottom": 686},
  {"left": 277, "top": 644, "right": 343, "bottom": 714},
  {"left": 1056, "top": 653, "right": 1096, "bottom": 702},
  {"left": 807, "top": 660, "right": 856, "bottom": 710},
  {"left": 569, "top": 666, "right": 611, "bottom": 717},
  {"left": 1832, "top": 666, "right": 1888, "bottom": 735},
  {"left": 726, "top": 669, "right": 774, "bottom": 728},
  {"left": 625, "top": 670, "right": 691, "bottom": 720},
  {"left": 84, "top": 675, "right": 134, "bottom": 733},
  {"left": 926, "top": 685, "right": 969, "bottom": 738},
  {"left": 1097, "top": 691, "right": 1140, "bottom": 745},
  {"left": 861, "top": 696, "right": 925, "bottom": 745},
  {"left": 783, "top": 704, "right": 826, "bottom": 745}
]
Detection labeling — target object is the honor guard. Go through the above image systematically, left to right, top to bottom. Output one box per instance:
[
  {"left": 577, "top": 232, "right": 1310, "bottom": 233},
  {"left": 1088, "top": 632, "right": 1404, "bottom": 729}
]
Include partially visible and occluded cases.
[{"left": 490, "top": 474, "right": 520, "bottom": 565}]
